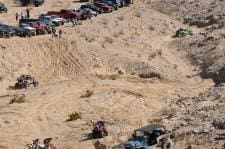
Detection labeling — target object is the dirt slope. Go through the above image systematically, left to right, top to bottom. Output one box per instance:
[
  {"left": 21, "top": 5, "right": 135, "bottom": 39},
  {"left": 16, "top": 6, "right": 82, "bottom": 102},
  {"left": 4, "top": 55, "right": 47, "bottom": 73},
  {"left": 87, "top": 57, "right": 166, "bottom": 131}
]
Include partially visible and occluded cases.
[{"left": 151, "top": 0, "right": 225, "bottom": 84}]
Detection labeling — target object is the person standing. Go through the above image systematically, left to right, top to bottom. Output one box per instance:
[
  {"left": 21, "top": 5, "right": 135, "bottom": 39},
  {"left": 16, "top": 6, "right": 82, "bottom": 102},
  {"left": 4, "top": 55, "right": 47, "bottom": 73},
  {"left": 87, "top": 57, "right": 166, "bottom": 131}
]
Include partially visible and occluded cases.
[
  {"left": 26, "top": 8, "right": 30, "bottom": 18},
  {"left": 21, "top": 11, "right": 24, "bottom": 19},
  {"left": 16, "top": 13, "right": 19, "bottom": 21},
  {"left": 71, "top": 18, "right": 75, "bottom": 27},
  {"left": 51, "top": 26, "right": 56, "bottom": 38},
  {"left": 59, "top": 29, "right": 62, "bottom": 38}
]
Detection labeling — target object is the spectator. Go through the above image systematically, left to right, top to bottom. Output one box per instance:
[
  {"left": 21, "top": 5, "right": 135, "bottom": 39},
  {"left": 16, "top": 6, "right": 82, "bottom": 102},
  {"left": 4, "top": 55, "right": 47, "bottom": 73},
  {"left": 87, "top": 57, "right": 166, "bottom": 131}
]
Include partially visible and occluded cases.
[
  {"left": 26, "top": 8, "right": 30, "bottom": 18},
  {"left": 16, "top": 13, "right": 19, "bottom": 21},
  {"left": 51, "top": 26, "right": 56, "bottom": 38},
  {"left": 59, "top": 29, "right": 62, "bottom": 38}
]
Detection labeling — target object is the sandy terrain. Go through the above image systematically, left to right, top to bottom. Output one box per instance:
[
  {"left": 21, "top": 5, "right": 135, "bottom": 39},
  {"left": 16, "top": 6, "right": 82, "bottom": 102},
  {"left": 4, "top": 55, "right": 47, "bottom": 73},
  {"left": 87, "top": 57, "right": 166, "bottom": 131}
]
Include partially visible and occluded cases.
[{"left": 0, "top": 0, "right": 224, "bottom": 149}]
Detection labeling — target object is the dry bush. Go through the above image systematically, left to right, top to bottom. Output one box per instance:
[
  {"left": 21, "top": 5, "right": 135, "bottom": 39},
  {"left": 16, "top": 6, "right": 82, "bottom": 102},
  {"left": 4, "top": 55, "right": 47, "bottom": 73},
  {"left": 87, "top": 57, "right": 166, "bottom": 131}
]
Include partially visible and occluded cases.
[
  {"left": 134, "top": 11, "right": 141, "bottom": 17},
  {"left": 117, "top": 16, "right": 124, "bottom": 21},
  {"left": 102, "top": 19, "right": 108, "bottom": 25},
  {"left": 77, "top": 21, "right": 82, "bottom": 25},
  {"left": 148, "top": 25, "right": 155, "bottom": 31},
  {"left": 112, "top": 29, "right": 124, "bottom": 38},
  {"left": 118, "top": 29, "right": 124, "bottom": 36},
  {"left": 80, "top": 33, "right": 95, "bottom": 42},
  {"left": 113, "top": 33, "right": 119, "bottom": 38},
  {"left": 86, "top": 36, "right": 95, "bottom": 42},
  {"left": 104, "top": 36, "right": 114, "bottom": 44},
  {"left": 101, "top": 42, "right": 106, "bottom": 48},
  {"left": 148, "top": 49, "right": 162, "bottom": 59},
  {"left": 139, "top": 72, "right": 161, "bottom": 79},
  {"left": 96, "top": 73, "right": 118, "bottom": 80},
  {"left": 109, "top": 74, "right": 118, "bottom": 80},
  {"left": 81, "top": 90, "right": 94, "bottom": 98},
  {"left": 9, "top": 94, "right": 26, "bottom": 104},
  {"left": 160, "top": 107, "right": 177, "bottom": 115},
  {"left": 66, "top": 112, "right": 81, "bottom": 121},
  {"left": 148, "top": 118, "right": 163, "bottom": 124}
]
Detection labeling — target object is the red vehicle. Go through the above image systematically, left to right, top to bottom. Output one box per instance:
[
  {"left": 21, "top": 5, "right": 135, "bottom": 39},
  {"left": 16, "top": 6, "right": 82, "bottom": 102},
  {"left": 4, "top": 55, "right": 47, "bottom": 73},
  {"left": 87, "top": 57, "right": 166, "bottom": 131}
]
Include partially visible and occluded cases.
[
  {"left": 93, "top": 2, "right": 113, "bottom": 13},
  {"left": 47, "top": 9, "right": 81, "bottom": 20},
  {"left": 26, "top": 22, "right": 51, "bottom": 35},
  {"left": 92, "top": 120, "right": 108, "bottom": 138}
]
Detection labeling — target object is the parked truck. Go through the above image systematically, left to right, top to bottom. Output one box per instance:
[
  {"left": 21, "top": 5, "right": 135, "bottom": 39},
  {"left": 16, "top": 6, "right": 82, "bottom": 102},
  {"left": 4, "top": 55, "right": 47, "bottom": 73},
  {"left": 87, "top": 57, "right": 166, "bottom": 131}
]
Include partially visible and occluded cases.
[{"left": 47, "top": 9, "right": 81, "bottom": 20}]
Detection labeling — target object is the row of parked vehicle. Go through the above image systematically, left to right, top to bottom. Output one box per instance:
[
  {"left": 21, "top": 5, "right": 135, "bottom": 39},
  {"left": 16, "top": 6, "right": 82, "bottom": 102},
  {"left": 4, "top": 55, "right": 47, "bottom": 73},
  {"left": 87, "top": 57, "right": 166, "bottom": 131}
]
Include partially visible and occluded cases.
[
  {"left": 0, "top": 0, "right": 133, "bottom": 38},
  {"left": 18, "top": 0, "right": 45, "bottom": 7},
  {"left": 0, "top": 2, "right": 7, "bottom": 13}
]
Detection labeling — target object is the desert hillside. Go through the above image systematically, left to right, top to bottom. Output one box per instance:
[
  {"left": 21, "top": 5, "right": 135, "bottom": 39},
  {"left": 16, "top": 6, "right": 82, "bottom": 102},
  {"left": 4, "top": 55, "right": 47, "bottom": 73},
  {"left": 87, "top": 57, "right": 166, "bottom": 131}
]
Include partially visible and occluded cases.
[{"left": 0, "top": 0, "right": 225, "bottom": 149}]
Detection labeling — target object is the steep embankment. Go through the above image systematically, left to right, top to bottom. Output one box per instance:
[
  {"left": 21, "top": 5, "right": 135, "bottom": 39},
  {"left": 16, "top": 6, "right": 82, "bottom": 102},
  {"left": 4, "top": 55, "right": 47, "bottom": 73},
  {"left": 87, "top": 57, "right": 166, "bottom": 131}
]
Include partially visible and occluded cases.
[
  {"left": 151, "top": 0, "right": 225, "bottom": 84},
  {"left": 0, "top": 37, "right": 89, "bottom": 91}
]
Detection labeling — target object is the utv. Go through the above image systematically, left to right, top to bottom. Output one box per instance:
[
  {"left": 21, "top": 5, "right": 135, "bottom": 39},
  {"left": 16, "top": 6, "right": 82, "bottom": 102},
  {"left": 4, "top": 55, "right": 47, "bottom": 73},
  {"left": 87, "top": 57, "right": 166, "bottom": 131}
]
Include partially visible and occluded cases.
[
  {"left": 0, "top": 2, "right": 7, "bottom": 13},
  {"left": 175, "top": 28, "right": 193, "bottom": 38},
  {"left": 15, "top": 74, "right": 39, "bottom": 89},
  {"left": 125, "top": 124, "right": 172, "bottom": 149}
]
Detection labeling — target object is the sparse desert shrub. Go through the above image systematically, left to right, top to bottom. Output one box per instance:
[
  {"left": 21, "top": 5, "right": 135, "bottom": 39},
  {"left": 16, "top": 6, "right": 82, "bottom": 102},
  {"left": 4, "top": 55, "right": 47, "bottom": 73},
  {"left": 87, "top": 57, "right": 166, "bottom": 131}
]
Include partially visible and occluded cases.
[
  {"left": 135, "top": 11, "right": 141, "bottom": 17},
  {"left": 117, "top": 16, "right": 124, "bottom": 21},
  {"left": 102, "top": 19, "right": 108, "bottom": 25},
  {"left": 77, "top": 21, "right": 82, "bottom": 25},
  {"left": 148, "top": 25, "right": 155, "bottom": 31},
  {"left": 112, "top": 29, "right": 124, "bottom": 38},
  {"left": 118, "top": 29, "right": 124, "bottom": 36},
  {"left": 113, "top": 33, "right": 119, "bottom": 38},
  {"left": 86, "top": 36, "right": 95, "bottom": 42},
  {"left": 104, "top": 36, "right": 114, "bottom": 44},
  {"left": 101, "top": 42, "right": 106, "bottom": 48},
  {"left": 148, "top": 49, "right": 162, "bottom": 59},
  {"left": 139, "top": 72, "right": 161, "bottom": 79},
  {"left": 96, "top": 73, "right": 118, "bottom": 80},
  {"left": 109, "top": 74, "right": 118, "bottom": 80},
  {"left": 81, "top": 90, "right": 94, "bottom": 98},
  {"left": 9, "top": 94, "right": 26, "bottom": 104},
  {"left": 160, "top": 107, "right": 176, "bottom": 115},
  {"left": 66, "top": 112, "right": 81, "bottom": 121},
  {"left": 148, "top": 118, "right": 163, "bottom": 124}
]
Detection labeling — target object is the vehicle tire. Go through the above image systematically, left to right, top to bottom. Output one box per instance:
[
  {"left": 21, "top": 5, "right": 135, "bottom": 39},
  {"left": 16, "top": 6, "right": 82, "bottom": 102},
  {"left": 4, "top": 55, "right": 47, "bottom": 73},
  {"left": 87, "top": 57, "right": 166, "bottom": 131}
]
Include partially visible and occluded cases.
[
  {"left": 47, "top": 29, "right": 51, "bottom": 34},
  {"left": 41, "top": 30, "right": 46, "bottom": 35},
  {"left": 32, "top": 32, "right": 36, "bottom": 36},
  {"left": 0, "top": 33, "right": 3, "bottom": 38},
  {"left": 28, "top": 33, "right": 32, "bottom": 38},
  {"left": 6, "top": 34, "right": 10, "bottom": 38},
  {"left": 34, "top": 81, "right": 39, "bottom": 87},
  {"left": 15, "top": 83, "right": 20, "bottom": 89},
  {"left": 25, "top": 83, "right": 29, "bottom": 89},
  {"left": 92, "top": 130, "right": 97, "bottom": 139},
  {"left": 99, "top": 131, "right": 104, "bottom": 138},
  {"left": 104, "top": 131, "right": 108, "bottom": 136},
  {"left": 161, "top": 138, "right": 172, "bottom": 149}
]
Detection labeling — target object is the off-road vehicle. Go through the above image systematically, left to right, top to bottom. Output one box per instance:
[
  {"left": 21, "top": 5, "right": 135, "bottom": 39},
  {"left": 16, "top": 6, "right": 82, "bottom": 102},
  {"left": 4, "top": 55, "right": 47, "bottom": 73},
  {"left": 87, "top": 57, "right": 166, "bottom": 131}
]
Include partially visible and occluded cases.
[
  {"left": 20, "top": 0, "right": 44, "bottom": 7},
  {"left": 0, "top": 2, "right": 7, "bottom": 13},
  {"left": 175, "top": 28, "right": 193, "bottom": 38},
  {"left": 15, "top": 74, "right": 39, "bottom": 89},
  {"left": 92, "top": 120, "right": 108, "bottom": 139},
  {"left": 125, "top": 124, "right": 172, "bottom": 149}
]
